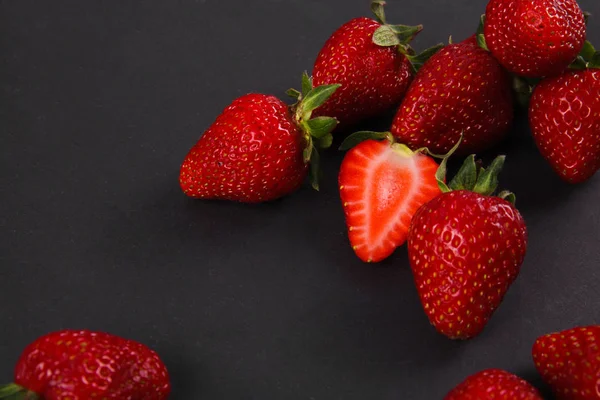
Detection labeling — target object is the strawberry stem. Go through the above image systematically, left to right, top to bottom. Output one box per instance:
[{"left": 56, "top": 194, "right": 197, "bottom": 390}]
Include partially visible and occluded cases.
[{"left": 0, "top": 384, "right": 38, "bottom": 399}]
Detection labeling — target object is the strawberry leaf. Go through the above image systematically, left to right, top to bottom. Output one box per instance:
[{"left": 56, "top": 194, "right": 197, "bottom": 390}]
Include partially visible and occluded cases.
[
  {"left": 371, "top": 0, "right": 387, "bottom": 25},
  {"left": 584, "top": 11, "right": 591, "bottom": 26},
  {"left": 477, "top": 14, "right": 486, "bottom": 35},
  {"left": 388, "top": 24, "right": 423, "bottom": 43},
  {"left": 373, "top": 25, "right": 401, "bottom": 47},
  {"left": 579, "top": 40, "right": 596, "bottom": 61},
  {"left": 406, "top": 43, "right": 444, "bottom": 73},
  {"left": 589, "top": 51, "right": 600, "bottom": 69},
  {"left": 301, "top": 71, "right": 313, "bottom": 97},
  {"left": 298, "top": 84, "right": 340, "bottom": 118},
  {"left": 286, "top": 88, "right": 301, "bottom": 100},
  {"left": 305, "top": 116, "right": 338, "bottom": 139},
  {"left": 338, "top": 131, "right": 391, "bottom": 151},
  {"left": 316, "top": 133, "right": 333, "bottom": 150},
  {"left": 308, "top": 147, "right": 321, "bottom": 191},
  {"left": 449, "top": 155, "right": 477, "bottom": 191},
  {"left": 473, "top": 155, "right": 505, "bottom": 195},
  {"left": 435, "top": 157, "right": 451, "bottom": 193},
  {"left": 498, "top": 190, "right": 516, "bottom": 205},
  {"left": 0, "top": 384, "right": 37, "bottom": 399}
]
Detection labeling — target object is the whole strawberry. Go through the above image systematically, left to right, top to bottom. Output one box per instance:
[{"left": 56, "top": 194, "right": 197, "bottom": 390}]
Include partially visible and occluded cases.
[
  {"left": 311, "top": 0, "right": 439, "bottom": 130},
  {"left": 483, "top": 0, "right": 586, "bottom": 78},
  {"left": 390, "top": 36, "right": 514, "bottom": 156},
  {"left": 529, "top": 49, "right": 600, "bottom": 184},
  {"left": 179, "top": 75, "right": 339, "bottom": 203},
  {"left": 337, "top": 131, "right": 446, "bottom": 263},
  {"left": 407, "top": 155, "right": 527, "bottom": 339},
  {"left": 533, "top": 325, "right": 600, "bottom": 400},
  {"left": 0, "top": 329, "right": 170, "bottom": 399},
  {"left": 445, "top": 369, "right": 543, "bottom": 399}
]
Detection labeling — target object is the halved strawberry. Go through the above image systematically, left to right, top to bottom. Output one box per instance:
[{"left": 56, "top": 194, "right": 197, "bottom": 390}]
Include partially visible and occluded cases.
[{"left": 338, "top": 132, "right": 445, "bottom": 263}]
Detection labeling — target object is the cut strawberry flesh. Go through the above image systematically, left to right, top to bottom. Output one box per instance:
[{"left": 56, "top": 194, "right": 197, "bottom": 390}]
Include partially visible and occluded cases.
[{"left": 339, "top": 140, "right": 441, "bottom": 263}]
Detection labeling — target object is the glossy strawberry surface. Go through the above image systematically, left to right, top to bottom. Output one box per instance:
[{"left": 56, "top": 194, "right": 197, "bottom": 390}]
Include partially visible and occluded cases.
[
  {"left": 484, "top": 0, "right": 586, "bottom": 78},
  {"left": 312, "top": 17, "right": 413, "bottom": 130},
  {"left": 391, "top": 37, "right": 513, "bottom": 156},
  {"left": 529, "top": 69, "right": 600, "bottom": 184},
  {"left": 179, "top": 93, "right": 307, "bottom": 203},
  {"left": 407, "top": 190, "right": 527, "bottom": 339},
  {"left": 533, "top": 325, "right": 600, "bottom": 400},
  {"left": 10, "top": 329, "right": 170, "bottom": 400},
  {"left": 445, "top": 369, "right": 542, "bottom": 399}
]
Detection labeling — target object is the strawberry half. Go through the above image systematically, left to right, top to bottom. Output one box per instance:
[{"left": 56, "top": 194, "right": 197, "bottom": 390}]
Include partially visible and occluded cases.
[
  {"left": 311, "top": 0, "right": 441, "bottom": 131},
  {"left": 529, "top": 42, "right": 600, "bottom": 184},
  {"left": 179, "top": 73, "right": 340, "bottom": 203},
  {"left": 338, "top": 131, "right": 448, "bottom": 263},
  {"left": 407, "top": 154, "right": 527, "bottom": 339},
  {"left": 533, "top": 325, "right": 600, "bottom": 400},
  {"left": 444, "top": 369, "right": 543, "bottom": 400}
]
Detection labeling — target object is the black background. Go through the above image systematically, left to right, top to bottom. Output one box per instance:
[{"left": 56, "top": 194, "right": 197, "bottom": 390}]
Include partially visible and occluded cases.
[{"left": 2, "top": 1, "right": 600, "bottom": 399}]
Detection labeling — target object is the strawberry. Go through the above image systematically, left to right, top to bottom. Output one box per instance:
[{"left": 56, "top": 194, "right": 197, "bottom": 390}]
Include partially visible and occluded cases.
[
  {"left": 311, "top": 0, "right": 441, "bottom": 131},
  {"left": 482, "top": 0, "right": 586, "bottom": 78},
  {"left": 390, "top": 36, "right": 514, "bottom": 156},
  {"left": 529, "top": 45, "right": 600, "bottom": 184},
  {"left": 179, "top": 75, "right": 340, "bottom": 203},
  {"left": 337, "top": 132, "right": 448, "bottom": 263},
  {"left": 407, "top": 155, "right": 527, "bottom": 339},
  {"left": 532, "top": 325, "right": 600, "bottom": 400},
  {"left": 0, "top": 329, "right": 170, "bottom": 400},
  {"left": 444, "top": 369, "right": 543, "bottom": 399}
]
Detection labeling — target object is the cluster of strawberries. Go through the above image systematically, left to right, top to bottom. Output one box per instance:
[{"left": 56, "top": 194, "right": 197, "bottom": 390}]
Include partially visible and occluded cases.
[{"left": 1, "top": 0, "right": 598, "bottom": 399}]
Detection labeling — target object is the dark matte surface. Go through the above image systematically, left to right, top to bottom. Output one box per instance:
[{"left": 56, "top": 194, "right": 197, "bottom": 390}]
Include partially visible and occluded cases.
[{"left": 2, "top": 1, "right": 600, "bottom": 398}]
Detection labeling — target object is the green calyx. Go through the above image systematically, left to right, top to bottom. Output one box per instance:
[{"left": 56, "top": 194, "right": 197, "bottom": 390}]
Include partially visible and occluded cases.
[
  {"left": 370, "top": 0, "right": 442, "bottom": 73},
  {"left": 476, "top": 14, "right": 489, "bottom": 51},
  {"left": 569, "top": 40, "right": 600, "bottom": 70},
  {"left": 286, "top": 71, "right": 341, "bottom": 191},
  {"left": 512, "top": 75, "right": 540, "bottom": 109},
  {"left": 436, "top": 151, "right": 516, "bottom": 204},
  {"left": 0, "top": 384, "right": 38, "bottom": 400}
]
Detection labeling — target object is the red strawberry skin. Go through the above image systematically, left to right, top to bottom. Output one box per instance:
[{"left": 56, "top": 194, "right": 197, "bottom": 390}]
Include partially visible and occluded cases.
[
  {"left": 484, "top": 0, "right": 586, "bottom": 78},
  {"left": 312, "top": 17, "right": 413, "bottom": 130},
  {"left": 391, "top": 37, "right": 513, "bottom": 156},
  {"left": 529, "top": 69, "right": 600, "bottom": 184},
  {"left": 179, "top": 93, "right": 307, "bottom": 203},
  {"left": 339, "top": 139, "right": 441, "bottom": 262},
  {"left": 407, "top": 190, "right": 527, "bottom": 339},
  {"left": 533, "top": 325, "right": 600, "bottom": 400},
  {"left": 12, "top": 329, "right": 170, "bottom": 399},
  {"left": 444, "top": 369, "right": 543, "bottom": 400}
]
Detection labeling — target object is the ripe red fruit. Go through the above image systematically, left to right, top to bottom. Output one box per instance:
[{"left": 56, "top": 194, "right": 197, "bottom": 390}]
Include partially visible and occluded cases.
[
  {"left": 311, "top": 0, "right": 439, "bottom": 130},
  {"left": 483, "top": 0, "right": 586, "bottom": 78},
  {"left": 390, "top": 36, "right": 514, "bottom": 156},
  {"left": 529, "top": 58, "right": 600, "bottom": 184},
  {"left": 179, "top": 76, "right": 340, "bottom": 203},
  {"left": 338, "top": 132, "right": 443, "bottom": 263},
  {"left": 407, "top": 155, "right": 527, "bottom": 339},
  {"left": 533, "top": 325, "right": 600, "bottom": 400},
  {"left": 0, "top": 329, "right": 170, "bottom": 400},
  {"left": 444, "top": 369, "right": 543, "bottom": 399}
]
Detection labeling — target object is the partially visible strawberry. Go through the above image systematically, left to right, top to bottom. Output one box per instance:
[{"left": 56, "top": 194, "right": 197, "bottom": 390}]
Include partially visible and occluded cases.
[
  {"left": 311, "top": 0, "right": 441, "bottom": 131},
  {"left": 482, "top": 0, "right": 586, "bottom": 78},
  {"left": 390, "top": 36, "right": 514, "bottom": 156},
  {"left": 529, "top": 45, "right": 600, "bottom": 184},
  {"left": 179, "top": 75, "right": 340, "bottom": 203},
  {"left": 338, "top": 131, "right": 446, "bottom": 263},
  {"left": 407, "top": 155, "right": 527, "bottom": 339},
  {"left": 533, "top": 325, "right": 600, "bottom": 400},
  {"left": 0, "top": 329, "right": 170, "bottom": 400},
  {"left": 444, "top": 369, "right": 543, "bottom": 400}
]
